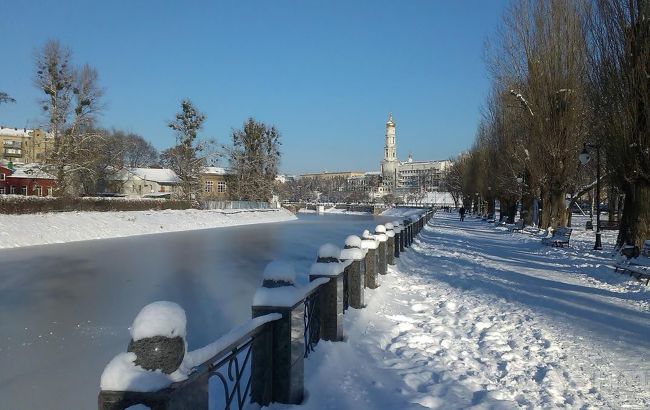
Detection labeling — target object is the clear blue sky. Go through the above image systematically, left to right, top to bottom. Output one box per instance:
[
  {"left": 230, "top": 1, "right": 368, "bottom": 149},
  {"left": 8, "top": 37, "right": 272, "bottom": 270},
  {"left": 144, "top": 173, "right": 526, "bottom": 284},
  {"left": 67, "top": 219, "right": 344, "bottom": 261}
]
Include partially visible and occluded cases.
[{"left": 0, "top": 0, "right": 507, "bottom": 174}]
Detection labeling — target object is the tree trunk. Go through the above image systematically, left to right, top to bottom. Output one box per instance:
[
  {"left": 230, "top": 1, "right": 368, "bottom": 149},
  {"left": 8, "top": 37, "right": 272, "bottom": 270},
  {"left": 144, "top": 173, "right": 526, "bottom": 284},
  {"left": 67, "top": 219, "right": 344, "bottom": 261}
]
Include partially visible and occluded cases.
[
  {"left": 617, "top": 181, "right": 650, "bottom": 247},
  {"left": 549, "top": 189, "right": 568, "bottom": 228}
]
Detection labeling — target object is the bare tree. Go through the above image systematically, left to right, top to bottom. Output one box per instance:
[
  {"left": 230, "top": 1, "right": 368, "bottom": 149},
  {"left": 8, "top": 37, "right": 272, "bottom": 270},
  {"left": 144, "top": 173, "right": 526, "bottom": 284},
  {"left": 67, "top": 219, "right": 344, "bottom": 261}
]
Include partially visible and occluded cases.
[{"left": 34, "top": 40, "right": 105, "bottom": 196}]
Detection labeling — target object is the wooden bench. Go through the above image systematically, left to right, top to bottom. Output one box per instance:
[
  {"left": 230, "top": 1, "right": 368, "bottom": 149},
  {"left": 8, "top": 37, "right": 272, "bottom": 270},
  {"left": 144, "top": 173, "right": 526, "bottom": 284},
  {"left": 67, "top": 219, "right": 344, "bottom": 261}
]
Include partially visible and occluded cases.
[
  {"left": 541, "top": 227, "right": 572, "bottom": 247},
  {"left": 616, "top": 240, "right": 650, "bottom": 285}
]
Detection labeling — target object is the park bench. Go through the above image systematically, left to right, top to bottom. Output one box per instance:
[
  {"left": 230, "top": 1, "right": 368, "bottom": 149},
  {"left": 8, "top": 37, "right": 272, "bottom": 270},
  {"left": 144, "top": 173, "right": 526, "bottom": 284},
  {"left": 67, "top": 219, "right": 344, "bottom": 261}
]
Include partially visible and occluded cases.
[
  {"left": 508, "top": 219, "right": 525, "bottom": 232},
  {"left": 541, "top": 227, "right": 572, "bottom": 247},
  {"left": 615, "top": 240, "right": 650, "bottom": 285}
]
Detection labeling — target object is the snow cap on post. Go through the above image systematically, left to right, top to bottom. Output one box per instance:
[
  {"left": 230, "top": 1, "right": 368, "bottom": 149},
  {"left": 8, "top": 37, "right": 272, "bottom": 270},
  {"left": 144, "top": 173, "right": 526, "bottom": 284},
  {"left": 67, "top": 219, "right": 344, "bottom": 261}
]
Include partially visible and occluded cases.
[
  {"left": 392, "top": 220, "right": 402, "bottom": 232},
  {"left": 384, "top": 222, "right": 395, "bottom": 238},
  {"left": 373, "top": 225, "right": 388, "bottom": 242},
  {"left": 360, "top": 230, "right": 379, "bottom": 250},
  {"left": 341, "top": 235, "right": 367, "bottom": 260},
  {"left": 344, "top": 235, "right": 362, "bottom": 249},
  {"left": 310, "top": 243, "right": 350, "bottom": 276},
  {"left": 317, "top": 243, "right": 342, "bottom": 262},
  {"left": 262, "top": 260, "right": 296, "bottom": 287},
  {"left": 128, "top": 301, "right": 187, "bottom": 375},
  {"left": 130, "top": 301, "right": 187, "bottom": 342}
]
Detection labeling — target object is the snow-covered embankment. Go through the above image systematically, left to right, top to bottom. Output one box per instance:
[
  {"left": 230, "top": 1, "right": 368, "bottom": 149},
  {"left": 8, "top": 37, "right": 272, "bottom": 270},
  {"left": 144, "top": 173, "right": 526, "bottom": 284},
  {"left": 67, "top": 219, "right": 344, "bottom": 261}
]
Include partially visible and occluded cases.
[{"left": 0, "top": 208, "right": 296, "bottom": 249}]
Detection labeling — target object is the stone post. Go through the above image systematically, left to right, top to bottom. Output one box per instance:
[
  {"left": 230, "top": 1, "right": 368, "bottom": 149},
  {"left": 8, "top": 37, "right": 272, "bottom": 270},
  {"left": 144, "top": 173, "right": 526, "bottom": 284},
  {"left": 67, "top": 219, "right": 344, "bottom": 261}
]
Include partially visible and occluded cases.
[
  {"left": 403, "top": 219, "right": 411, "bottom": 248},
  {"left": 385, "top": 223, "right": 395, "bottom": 265},
  {"left": 374, "top": 225, "right": 388, "bottom": 275},
  {"left": 360, "top": 234, "right": 379, "bottom": 289},
  {"left": 341, "top": 235, "right": 366, "bottom": 309},
  {"left": 309, "top": 244, "right": 346, "bottom": 342},
  {"left": 252, "top": 261, "right": 305, "bottom": 405}
]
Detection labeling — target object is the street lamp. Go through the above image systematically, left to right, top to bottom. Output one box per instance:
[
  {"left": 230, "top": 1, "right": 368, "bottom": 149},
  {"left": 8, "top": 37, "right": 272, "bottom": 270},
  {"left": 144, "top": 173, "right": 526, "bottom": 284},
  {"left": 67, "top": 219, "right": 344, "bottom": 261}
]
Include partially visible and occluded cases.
[
  {"left": 579, "top": 143, "right": 602, "bottom": 250},
  {"left": 487, "top": 186, "right": 493, "bottom": 219},
  {"left": 475, "top": 192, "right": 480, "bottom": 215}
]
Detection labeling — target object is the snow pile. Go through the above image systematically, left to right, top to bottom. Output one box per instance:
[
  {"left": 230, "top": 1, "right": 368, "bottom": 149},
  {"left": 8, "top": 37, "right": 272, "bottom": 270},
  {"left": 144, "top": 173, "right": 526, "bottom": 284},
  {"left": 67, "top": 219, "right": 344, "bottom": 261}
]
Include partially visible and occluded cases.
[
  {"left": 0, "top": 208, "right": 296, "bottom": 249},
  {"left": 391, "top": 220, "right": 403, "bottom": 232},
  {"left": 384, "top": 223, "right": 395, "bottom": 238},
  {"left": 373, "top": 225, "right": 387, "bottom": 242},
  {"left": 339, "top": 247, "right": 366, "bottom": 261},
  {"left": 309, "top": 259, "right": 352, "bottom": 276},
  {"left": 262, "top": 260, "right": 296, "bottom": 284},
  {"left": 130, "top": 301, "right": 187, "bottom": 342}
]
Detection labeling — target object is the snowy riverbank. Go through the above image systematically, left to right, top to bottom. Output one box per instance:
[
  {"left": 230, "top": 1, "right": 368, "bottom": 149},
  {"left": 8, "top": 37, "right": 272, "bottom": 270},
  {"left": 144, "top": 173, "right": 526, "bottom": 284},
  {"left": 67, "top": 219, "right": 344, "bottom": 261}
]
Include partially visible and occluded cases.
[
  {"left": 0, "top": 208, "right": 297, "bottom": 249},
  {"left": 279, "top": 212, "right": 649, "bottom": 409}
]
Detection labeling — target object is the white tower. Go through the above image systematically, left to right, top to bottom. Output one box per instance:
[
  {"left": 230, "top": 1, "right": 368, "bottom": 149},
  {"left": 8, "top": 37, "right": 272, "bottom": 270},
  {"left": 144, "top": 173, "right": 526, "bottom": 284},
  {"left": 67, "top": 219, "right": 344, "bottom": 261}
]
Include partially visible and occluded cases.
[{"left": 380, "top": 113, "right": 398, "bottom": 191}]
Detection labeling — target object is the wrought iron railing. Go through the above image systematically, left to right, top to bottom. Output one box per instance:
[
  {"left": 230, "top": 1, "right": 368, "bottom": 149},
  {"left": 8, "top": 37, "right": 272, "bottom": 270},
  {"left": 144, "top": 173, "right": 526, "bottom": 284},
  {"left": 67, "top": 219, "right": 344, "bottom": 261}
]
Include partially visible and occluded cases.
[{"left": 303, "top": 285, "right": 321, "bottom": 358}]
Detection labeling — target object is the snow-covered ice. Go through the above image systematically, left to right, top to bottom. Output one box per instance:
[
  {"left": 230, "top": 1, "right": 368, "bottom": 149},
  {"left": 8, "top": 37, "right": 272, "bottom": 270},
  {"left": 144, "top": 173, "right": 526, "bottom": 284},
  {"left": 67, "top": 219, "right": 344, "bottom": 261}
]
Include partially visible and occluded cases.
[
  {"left": 0, "top": 208, "right": 296, "bottom": 249},
  {"left": 276, "top": 212, "right": 650, "bottom": 409}
]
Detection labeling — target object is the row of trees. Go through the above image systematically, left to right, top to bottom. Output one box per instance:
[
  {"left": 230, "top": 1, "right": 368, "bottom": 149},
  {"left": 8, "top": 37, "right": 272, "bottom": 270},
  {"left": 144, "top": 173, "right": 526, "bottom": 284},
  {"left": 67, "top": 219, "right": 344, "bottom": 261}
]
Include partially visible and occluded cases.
[
  {"left": 446, "top": 0, "right": 649, "bottom": 247},
  {"left": 27, "top": 39, "right": 281, "bottom": 201}
]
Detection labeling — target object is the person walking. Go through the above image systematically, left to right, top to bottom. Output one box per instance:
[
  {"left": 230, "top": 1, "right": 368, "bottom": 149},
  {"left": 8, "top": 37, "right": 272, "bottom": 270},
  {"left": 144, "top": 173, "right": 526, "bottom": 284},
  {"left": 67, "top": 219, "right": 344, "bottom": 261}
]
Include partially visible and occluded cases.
[{"left": 459, "top": 206, "right": 466, "bottom": 221}]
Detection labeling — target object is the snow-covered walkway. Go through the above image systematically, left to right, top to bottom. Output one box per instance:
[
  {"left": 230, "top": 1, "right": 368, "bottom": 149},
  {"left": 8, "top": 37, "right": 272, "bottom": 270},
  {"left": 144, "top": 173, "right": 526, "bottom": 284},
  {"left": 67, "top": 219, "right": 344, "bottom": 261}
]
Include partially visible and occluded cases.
[{"left": 288, "top": 212, "right": 650, "bottom": 409}]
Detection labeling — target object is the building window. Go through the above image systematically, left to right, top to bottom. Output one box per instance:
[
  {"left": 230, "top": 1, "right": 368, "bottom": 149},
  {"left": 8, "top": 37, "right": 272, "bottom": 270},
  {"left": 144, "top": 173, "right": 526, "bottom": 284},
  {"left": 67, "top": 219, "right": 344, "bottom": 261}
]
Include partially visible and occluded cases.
[
  {"left": 0, "top": 173, "right": 4, "bottom": 181},
  {"left": 204, "top": 180, "right": 213, "bottom": 193},
  {"left": 217, "top": 181, "right": 226, "bottom": 193},
  {"left": 35, "top": 185, "right": 42, "bottom": 196},
  {"left": 10, "top": 186, "right": 16, "bottom": 194},
  {"left": 21, "top": 186, "right": 27, "bottom": 196},
  {"left": 0, "top": 187, "right": 4, "bottom": 194},
  {"left": 47, "top": 187, "right": 53, "bottom": 196}
]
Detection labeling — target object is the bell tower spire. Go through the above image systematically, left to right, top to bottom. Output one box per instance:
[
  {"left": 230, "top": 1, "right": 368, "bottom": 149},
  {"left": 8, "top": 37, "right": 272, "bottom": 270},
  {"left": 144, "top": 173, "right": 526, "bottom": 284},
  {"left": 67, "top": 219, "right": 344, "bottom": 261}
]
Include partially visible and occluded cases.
[{"left": 384, "top": 112, "right": 396, "bottom": 161}]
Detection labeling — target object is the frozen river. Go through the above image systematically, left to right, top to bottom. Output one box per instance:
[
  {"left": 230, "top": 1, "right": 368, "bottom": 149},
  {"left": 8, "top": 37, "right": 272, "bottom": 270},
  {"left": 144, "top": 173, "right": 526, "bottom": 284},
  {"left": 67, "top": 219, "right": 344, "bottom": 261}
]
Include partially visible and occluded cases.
[{"left": 0, "top": 213, "right": 390, "bottom": 410}]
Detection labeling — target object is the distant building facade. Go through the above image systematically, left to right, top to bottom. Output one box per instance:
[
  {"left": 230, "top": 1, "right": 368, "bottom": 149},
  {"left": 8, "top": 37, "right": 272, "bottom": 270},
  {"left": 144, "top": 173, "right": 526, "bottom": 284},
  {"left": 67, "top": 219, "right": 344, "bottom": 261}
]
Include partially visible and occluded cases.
[
  {"left": 379, "top": 114, "right": 452, "bottom": 195},
  {"left": 0, "top": 126, "right": 52, "bottom": 164},
  {"left": 0, "top": 164, "right": 57, "bottom": 196},
  {"left": 200, "top": 167, "right": 233, "bottom": 200},
  {"left": 111, "top": 168, "right": 181, "bottom": 198}
]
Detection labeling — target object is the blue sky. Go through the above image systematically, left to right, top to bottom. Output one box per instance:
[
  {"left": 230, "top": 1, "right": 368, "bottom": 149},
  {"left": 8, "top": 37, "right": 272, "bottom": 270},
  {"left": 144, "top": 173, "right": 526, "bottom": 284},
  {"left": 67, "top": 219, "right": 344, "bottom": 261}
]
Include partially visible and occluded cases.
[{"left": 0, "top": 0, "right": 507, "bottom": 174}]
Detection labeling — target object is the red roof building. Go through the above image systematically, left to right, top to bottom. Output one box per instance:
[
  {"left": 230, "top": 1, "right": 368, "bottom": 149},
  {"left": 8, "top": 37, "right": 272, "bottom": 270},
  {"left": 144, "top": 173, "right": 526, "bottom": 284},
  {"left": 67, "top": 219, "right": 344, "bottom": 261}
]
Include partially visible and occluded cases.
[{"left": 0, "top": 165, "right": 57, "bottom": 196}]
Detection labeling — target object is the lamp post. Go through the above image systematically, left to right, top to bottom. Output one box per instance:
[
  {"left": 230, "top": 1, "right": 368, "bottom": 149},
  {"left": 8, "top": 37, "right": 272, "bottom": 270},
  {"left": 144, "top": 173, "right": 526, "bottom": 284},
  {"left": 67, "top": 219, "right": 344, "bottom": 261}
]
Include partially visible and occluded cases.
[
  {"left": 579, "top": 143, "right": 602, "bottom": 250},
  {"left": 487, "top": 186, "right": 493, "bottom": 219},
  {"left": 475, "top": 192, "right": 479, "bottom": 215}
]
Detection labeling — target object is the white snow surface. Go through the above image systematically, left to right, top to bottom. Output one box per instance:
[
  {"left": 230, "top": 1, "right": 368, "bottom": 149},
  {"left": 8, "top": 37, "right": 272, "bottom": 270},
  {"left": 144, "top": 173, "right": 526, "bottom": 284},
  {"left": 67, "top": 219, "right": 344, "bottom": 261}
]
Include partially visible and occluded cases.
[
  {"left": 0, "top": 208, "right": 296, "bottom": 249},
  {"left": 273, "top": 212, "right": 650, "bottom": 409},
  {"left": 375, "top": 224, "right": 386, "bottom": 233},
  {"left": 360, "top": 238, "right": 378, "bottom": 250},
  {"left": 263, "top": 260, "right": 297, "bottom": 284},
  {"left": 130, "top": 301, "right": 187, "bottom": 342}
]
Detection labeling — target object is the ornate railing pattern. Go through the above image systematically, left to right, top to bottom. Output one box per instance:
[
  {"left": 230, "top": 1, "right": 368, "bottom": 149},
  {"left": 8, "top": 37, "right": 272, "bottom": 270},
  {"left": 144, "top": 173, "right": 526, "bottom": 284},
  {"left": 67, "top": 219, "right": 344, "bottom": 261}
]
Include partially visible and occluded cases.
[
  {"left": 303, "top": 286, "right": 321, "bottom": 358},
  {"left": 209, "top": 336, "right": 255, "bottom": 410}
]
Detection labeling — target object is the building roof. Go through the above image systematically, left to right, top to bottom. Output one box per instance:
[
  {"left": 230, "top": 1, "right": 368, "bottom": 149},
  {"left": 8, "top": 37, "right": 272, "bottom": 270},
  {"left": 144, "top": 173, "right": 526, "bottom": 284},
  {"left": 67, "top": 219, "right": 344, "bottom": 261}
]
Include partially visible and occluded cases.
[
  {"left": 0, "top": 126, "right": 52, "bottom": 139},
  {"left": 4, "top": 164, "right": 56, "bottom": 180},
  {"left": 202, "top": 166, "right": 233, "bottom": 176},
  {"left": 116, "top": 168, "right": 181, "bottom": 184}
]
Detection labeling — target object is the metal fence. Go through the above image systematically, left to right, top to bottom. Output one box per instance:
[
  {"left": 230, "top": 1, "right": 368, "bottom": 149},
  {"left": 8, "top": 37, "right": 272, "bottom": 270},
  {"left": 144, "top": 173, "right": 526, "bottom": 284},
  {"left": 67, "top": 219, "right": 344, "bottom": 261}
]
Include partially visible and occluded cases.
[{"left": 199, "top": 200, "right": 272, "bottom": 210}]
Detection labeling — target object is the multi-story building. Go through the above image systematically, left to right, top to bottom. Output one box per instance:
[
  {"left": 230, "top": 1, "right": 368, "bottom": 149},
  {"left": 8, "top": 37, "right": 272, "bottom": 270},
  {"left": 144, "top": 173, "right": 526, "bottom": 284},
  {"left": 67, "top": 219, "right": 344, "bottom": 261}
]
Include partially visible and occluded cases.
[
  {"left": 379, "top": 114, "right": 452, "bottom": 195},
  {"left": 0, "top": 126, "right": 52, "bottom": 164},
  {"left": 299, "top": 171, "right": 365, "bottom": 180}
]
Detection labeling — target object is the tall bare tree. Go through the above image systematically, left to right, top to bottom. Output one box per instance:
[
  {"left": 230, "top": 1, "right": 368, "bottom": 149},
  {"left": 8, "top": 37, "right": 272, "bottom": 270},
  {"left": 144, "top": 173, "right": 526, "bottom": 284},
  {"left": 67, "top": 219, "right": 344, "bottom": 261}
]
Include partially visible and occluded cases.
[{"left": 588, "top": 0, "right": 650, "bottom": 246}]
